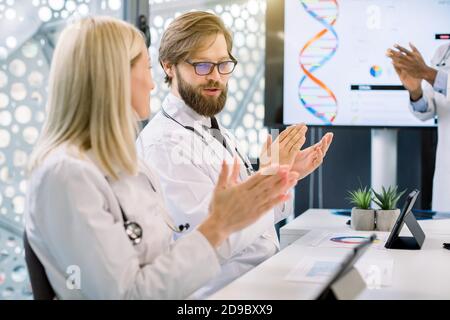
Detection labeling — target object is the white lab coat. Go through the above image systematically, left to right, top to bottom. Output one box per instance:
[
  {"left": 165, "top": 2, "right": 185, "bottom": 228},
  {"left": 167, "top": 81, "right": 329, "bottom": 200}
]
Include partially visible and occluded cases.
[
  {"left": 409, "top": 43, "right": 450, "bottom": 211},
  {"left": 136, "top": 93, "right": 294, "bottom": 298},
  {"left": 24, "top": 144, "right": 221, "bottom": 299}
]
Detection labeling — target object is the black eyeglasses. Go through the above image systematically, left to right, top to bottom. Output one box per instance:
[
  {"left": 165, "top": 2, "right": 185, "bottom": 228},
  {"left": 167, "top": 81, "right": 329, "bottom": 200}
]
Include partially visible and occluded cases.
[{"left": 185, "top": 59, "right": 238, "bottom": 76}]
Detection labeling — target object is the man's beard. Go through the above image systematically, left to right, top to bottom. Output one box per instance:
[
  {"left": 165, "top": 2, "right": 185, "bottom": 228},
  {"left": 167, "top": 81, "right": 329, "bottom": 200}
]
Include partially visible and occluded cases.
[{"left": 176, "top": 68, "right": 227, "bottom": 117}]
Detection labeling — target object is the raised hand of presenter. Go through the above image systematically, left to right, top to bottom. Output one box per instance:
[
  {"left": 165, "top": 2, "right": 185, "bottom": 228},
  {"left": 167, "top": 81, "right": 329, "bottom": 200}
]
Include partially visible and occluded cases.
[{"left": 386, "top": 43, "right": 438, "bottom": 101}]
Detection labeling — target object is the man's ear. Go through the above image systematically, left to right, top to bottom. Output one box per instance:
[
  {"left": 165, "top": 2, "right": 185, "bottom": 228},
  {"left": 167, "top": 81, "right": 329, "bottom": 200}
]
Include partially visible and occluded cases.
[{"left": 161, "top": 60, "right": 174, "bottom": 79}]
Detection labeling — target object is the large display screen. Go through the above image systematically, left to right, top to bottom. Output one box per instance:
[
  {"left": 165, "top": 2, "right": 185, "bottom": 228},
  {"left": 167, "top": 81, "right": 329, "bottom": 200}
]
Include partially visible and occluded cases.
[{"left": 282, "top": 0, "right": 449, "bottom": 127}]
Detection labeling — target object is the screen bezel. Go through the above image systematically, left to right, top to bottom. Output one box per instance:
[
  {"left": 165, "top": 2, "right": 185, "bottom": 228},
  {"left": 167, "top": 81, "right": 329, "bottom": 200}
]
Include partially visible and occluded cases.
[{"left": 264, "top": 0, "right": 438, "bottom": 129}]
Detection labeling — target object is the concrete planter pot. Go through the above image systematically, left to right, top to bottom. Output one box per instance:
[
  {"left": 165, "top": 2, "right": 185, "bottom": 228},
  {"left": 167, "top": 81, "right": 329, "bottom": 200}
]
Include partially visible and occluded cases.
[
  {"left": 351, "top": 208, "right": 375, "bottom": 231},
  {"left": 375, "top": 209, "right": 400, "bottom": 232}
]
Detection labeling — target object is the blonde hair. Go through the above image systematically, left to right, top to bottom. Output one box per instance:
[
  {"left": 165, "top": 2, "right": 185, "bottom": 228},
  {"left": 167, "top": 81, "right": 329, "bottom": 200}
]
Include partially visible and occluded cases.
[
  {"left": 159, "top": 11, "right": 234, "bottom": 85},
  {"left": 29, "top": 16, "right": 146, "bottom": 179}
]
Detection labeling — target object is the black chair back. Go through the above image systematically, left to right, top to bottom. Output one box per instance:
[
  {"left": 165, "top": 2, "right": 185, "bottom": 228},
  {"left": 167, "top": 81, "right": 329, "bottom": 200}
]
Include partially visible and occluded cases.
[{"left": 23, "top": 232, "right": 55, "bottom": 300}]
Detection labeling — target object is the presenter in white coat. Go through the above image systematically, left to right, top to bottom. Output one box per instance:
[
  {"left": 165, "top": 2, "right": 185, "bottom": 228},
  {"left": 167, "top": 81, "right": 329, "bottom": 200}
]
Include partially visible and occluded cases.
[
  {"left": 137, "top": 11, "right": 334, "bottom": 298},
  {"left": 24, "top": 17, "right": 298, "bottom": 300},
  {"left": 387, "top": 42, "right": 450, "bottom": 210}
]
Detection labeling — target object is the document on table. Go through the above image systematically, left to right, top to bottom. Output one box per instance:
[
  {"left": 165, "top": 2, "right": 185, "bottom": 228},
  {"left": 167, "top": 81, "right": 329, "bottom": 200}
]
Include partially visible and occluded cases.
[
  {"left": 298, "top": 230, "right": 388, "bottom": 250},
  {"left": 284, "top": 256, "right": 341, "bottom": 283},
  {"left": 285, "top": 256, "right": 394, "bottom": 287},
  {"left": 355, "top": 258, "right": 394, "bottom": 288}
]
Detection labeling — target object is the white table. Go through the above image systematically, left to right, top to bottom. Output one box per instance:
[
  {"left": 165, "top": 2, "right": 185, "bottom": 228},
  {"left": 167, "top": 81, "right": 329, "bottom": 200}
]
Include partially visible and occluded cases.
[{"left": 209, "top": 209, "right": 450, "bottom": 300}]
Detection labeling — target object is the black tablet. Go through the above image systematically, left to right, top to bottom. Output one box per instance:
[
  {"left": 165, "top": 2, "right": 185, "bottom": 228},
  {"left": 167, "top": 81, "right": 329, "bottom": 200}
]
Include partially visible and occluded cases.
[
  {"left": 385, "top": 189, "right": 425, "bottom": 250},
  {"left": 316, "top": 234, "right": 376, "bottom": 300}
]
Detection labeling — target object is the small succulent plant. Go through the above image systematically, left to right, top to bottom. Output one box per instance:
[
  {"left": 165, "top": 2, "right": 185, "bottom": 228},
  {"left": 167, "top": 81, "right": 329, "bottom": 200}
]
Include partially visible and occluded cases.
[
  {"left": 347, "top": 186, "right": 372, "bottom": 210},
  {"left": 372, "top": 186, "right": 406, "bottom": 210}
]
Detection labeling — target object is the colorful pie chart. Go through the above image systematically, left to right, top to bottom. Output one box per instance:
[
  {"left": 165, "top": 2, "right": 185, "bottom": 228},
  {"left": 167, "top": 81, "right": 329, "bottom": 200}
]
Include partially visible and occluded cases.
[
  {"left": 370, "top": 65, "right": 382, "bottom": 77},
  {"left": 330, "top": 236, "right": 373, "bottom": 244}
]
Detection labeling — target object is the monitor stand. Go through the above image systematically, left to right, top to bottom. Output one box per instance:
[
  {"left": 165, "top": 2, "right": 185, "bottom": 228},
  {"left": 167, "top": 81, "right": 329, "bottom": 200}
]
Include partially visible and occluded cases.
[{"left": 371, "top": 128, "right": 398, "bottom": 205}]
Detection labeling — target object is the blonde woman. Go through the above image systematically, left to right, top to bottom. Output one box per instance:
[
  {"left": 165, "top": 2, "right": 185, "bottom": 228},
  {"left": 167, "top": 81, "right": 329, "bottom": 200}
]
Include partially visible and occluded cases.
[{"left": 24, "top": 17, "right": 297, "bottom": 299}]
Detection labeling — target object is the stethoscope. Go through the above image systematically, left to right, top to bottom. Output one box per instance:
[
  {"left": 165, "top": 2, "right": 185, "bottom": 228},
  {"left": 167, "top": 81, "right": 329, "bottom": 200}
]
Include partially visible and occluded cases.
[
  {"left": 436, "top": 45, "right": 450, "bottom": 67},
  {"left": 161, "top": 107, "right": 255, "bottom": 177},
  {"left": 106, "top": 175, "right": 190, "bottom": 246}
]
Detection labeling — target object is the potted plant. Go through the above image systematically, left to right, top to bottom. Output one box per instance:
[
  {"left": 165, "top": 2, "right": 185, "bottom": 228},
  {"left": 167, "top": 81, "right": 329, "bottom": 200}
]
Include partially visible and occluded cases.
[
  {"left": 373, "top": 186, "right": 406, "bottom": 232},
  {"left": 347, "top": 187, "right": 375, "bottom": 231}
]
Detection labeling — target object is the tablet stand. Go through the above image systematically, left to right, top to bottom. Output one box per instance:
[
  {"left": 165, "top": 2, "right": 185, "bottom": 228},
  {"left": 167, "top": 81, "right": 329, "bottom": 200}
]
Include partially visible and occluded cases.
[
  {"left": 385, "top": 210, "right": 425, "bottom": 250},
  {"left": 317, "top": 267, "right": 366, "bottom": 300}
]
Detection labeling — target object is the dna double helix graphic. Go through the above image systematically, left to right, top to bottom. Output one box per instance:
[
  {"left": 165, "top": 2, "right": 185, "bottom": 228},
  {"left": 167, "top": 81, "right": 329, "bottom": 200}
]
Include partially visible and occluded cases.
[{"left": 298, "top": 0, "right": 339, "bottom": 125}]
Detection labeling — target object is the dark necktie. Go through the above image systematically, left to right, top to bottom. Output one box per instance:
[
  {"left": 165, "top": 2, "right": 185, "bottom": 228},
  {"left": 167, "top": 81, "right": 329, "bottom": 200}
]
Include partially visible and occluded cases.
[
  {"left": 209, "top": 116, "right": 234, "bottom": 157},
  {"left": 210, "top": 116, "right": 255, "bottom": 176}
]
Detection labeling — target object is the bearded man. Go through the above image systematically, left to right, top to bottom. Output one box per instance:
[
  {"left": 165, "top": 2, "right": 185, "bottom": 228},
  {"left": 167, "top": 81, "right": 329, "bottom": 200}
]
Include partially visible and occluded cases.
[{"left": 136, "top": 11, "right": 333, "bottom": 299}]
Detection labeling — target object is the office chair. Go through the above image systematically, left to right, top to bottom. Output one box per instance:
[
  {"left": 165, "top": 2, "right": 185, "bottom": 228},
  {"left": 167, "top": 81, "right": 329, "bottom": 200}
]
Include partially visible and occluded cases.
[{"left": 23, "top": 232, "right": 56, "bottom": 300}]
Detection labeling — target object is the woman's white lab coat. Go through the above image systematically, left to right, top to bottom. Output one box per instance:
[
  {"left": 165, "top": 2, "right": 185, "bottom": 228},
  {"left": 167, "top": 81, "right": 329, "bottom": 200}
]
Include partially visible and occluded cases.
[
  {"left": 410, "top": 43, "right": 450, "bottom": 211},
  {"left": 24, "top": 145, "right": 220, "bottom": 299}
]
